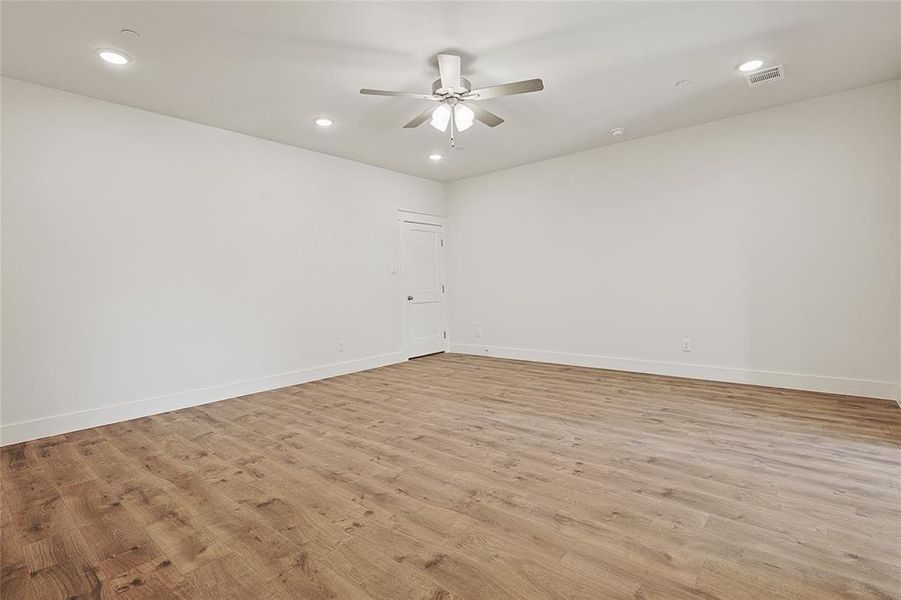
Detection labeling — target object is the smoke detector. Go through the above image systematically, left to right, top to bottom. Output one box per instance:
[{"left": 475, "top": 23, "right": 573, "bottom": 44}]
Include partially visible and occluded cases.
[{"left": 745, "top": 64, "right": 785, "bottom": 88}]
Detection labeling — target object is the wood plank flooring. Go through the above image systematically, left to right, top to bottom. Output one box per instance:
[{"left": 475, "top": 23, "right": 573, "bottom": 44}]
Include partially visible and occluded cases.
[{"left": 2, "top": 353, "right": 900, "bottom": 599}]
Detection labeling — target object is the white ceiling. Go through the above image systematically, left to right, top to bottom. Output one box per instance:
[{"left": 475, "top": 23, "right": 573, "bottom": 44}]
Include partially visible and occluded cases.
[{"left": 3, "top": 1, "right": 900, "bottom": 182}]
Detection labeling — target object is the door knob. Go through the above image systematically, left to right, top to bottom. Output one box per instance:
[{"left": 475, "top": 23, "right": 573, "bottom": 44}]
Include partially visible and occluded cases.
[{"left": 407, "top": 295, "right": 414, "bottom": 301}]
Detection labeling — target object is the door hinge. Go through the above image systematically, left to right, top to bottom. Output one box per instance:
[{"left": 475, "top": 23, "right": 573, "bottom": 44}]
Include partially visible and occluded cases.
[
  {"left": 440, "top": 238, "right": 444, "bottom": 247},
  {"left": 441, "top": 284, "right": 445, "bottom": 293},
  {"left": 443, "top": 331, "right": 447, "bottom": 339}
]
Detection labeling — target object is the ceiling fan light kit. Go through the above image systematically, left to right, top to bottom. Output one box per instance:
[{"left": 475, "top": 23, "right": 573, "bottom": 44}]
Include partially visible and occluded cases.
[{"left": 360, "top": 53, "right": 544, "bottom": 147}]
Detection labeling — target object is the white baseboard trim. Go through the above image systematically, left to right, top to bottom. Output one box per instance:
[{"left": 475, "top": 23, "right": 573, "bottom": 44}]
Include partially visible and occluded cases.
[
  {"left": 449, "top": 344, "right": 898, "bottom": 401},
  {"left": 0, "top": 352, "right": 406, "bottom": 446}
]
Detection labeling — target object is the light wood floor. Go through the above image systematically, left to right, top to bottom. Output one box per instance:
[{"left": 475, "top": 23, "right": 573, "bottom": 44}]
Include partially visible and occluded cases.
[{"left": 2, "top": 354, "right": 900, "bottom": 599}]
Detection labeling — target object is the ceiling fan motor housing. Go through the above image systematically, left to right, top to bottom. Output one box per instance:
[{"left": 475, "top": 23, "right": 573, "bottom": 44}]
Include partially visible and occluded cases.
[{"left": 432, "top": 77, "right": 472, "bottom": 96}]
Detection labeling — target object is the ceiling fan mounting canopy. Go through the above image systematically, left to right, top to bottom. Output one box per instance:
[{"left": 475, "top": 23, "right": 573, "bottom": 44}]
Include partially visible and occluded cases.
[{"left": 360, "top": 53, "right": 544, "bottom": 147}]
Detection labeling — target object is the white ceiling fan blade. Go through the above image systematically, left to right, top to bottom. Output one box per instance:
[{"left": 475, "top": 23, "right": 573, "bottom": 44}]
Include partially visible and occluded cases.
[
  {"left": 437, "top": 54, "right": 462, "bottom": 91},
  {"left": 465, "top": 79, "right": 544, "bottom": 100},
  {"left": 360, "top": 89, "right": 439, "bottom": 100},
  {"left": 467, "top": 103, "right": 504, "bottom": 127},
  {"left": 403, "top": 105, "right": 438, "bottom": 128}
]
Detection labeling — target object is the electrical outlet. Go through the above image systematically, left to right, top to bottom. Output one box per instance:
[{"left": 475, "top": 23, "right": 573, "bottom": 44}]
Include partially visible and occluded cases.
[
  {"left": 475, "top": 327, "right": 483, "bottom": 338},
  {"left": 681, "top": 338, "right": 692, "bottom": 352},
  {"left": 338, "top": 340, "right": 347, "bottom": 352}
]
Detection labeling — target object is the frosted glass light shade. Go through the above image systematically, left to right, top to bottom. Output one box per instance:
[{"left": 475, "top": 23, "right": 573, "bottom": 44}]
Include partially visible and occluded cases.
[
  {"left": 430, "top": 104, "right": 451, "bottom": 131},
  {"left": 454, "top": 104, "right": 474, "bottom": 131}
]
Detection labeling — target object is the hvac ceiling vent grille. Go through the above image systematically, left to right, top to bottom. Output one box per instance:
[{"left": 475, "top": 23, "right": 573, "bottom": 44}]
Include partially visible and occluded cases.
[{"left": 745, "top": 64, "right": 785, "bottom": 88}]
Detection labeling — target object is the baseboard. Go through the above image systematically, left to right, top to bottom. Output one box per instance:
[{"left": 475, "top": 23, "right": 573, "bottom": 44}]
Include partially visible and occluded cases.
[
  {"left": 449, "top": 343, "right": 898, "bottom": 401},
  {"left": 0, "top": 352, "right": 406, "bottom": 446}
]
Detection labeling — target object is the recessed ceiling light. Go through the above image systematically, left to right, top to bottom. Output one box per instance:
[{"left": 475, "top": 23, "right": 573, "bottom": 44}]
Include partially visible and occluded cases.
[
  {"left": 97, "top": 49, "right": 130, "bottom": 65},
  {"left": 738, "top": 59, "right": 764, "bottom": 72},
  {"left": 313, "top": 117, "right": 334, "bottom": 127},
  {"left": 610, "top": 128, "right": 626, "bottom": 136},
  {"left": 428, "top": 153, "right": 443, "bottom": 161}
]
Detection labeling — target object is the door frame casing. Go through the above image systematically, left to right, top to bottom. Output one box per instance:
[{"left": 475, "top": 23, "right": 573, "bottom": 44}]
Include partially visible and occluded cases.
[{"left": 397, "top": 210, "right": 447, "bottom": 359}]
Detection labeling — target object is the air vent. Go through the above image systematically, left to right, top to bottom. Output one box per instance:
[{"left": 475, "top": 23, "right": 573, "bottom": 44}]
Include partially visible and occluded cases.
[{"left": 745, "top": 64, "right": 785, "bottom": 88}]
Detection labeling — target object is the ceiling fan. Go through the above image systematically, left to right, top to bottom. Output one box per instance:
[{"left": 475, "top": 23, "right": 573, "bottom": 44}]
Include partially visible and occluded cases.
[{"left": 360, "top": 54, "right": 544, "bottom": 147}]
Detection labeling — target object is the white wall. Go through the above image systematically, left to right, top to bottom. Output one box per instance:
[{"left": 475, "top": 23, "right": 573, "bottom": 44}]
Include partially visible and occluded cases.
[
  {"left": 3, "top": 77, "right": 898, "bottom": 448},
  {"left": 1, "top": 78, "right": 445, "bottom": 444},
  {"left": 448, "top": 81, "right": 899, "bottom": 399}
]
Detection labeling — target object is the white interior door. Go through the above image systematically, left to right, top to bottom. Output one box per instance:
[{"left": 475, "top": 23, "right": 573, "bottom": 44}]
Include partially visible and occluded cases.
[{"left": 401, "top": 219, "right": 446, "bottom": 358}]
